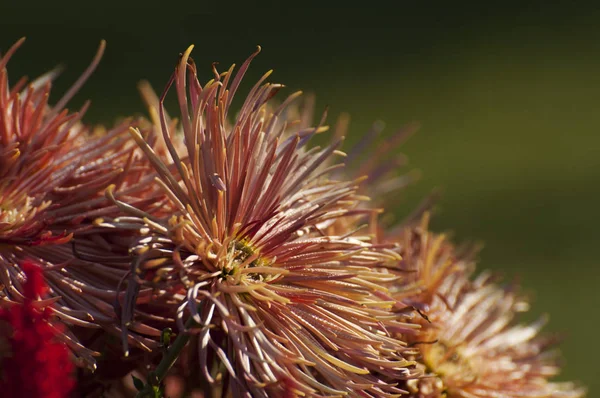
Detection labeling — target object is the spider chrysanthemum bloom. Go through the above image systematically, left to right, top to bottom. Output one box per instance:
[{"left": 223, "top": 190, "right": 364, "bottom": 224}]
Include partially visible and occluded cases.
[
  {"left": 0, "top": 38, "right": 88, "bottom": 246},
  {"left": 0, "top": 39, "right": 165, "bottom": 369},
  {"left": 0, "top": 39, "right": 155, "bottom": 245},
  {"left": 0, "top": 39, "right": 104, "bottom": 245},
  {"left": 104, "top": 46, "right": 421, "bottom": 397},
  {"left": 276, "top": 96, "right": 425, "bottom": 240},
  {"left": 391, "top": 216, "right": 585, "bottom": 398}
]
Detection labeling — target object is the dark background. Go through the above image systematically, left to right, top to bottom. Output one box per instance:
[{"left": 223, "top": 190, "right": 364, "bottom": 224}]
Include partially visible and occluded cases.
[{"left": 3, "top": 1, "right": 599, "bottom": 394}]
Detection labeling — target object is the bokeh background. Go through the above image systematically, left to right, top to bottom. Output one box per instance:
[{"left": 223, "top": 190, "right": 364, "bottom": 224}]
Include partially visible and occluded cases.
[{"left": 3, "top": 1, "right": 599, "bottom": 394}]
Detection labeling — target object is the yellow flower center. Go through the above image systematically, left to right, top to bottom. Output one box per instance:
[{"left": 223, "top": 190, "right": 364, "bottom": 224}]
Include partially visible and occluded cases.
[
  {"left": 0, "top": 196, "right": 49, "bottom": 236},
  {"left": 219, "top": 239, "right": 274, "bottom": 283},
  {"left": 424, "top": 340, "right": 477, "bottom": 384}
]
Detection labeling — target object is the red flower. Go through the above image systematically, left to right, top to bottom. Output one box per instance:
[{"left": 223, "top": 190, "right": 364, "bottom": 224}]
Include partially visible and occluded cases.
[{"left": 0, "top": 260, "right": 74, "bottom": 398}]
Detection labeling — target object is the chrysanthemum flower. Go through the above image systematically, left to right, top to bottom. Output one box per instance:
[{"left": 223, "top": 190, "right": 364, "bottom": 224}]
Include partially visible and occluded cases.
[
  {"left": 0, "top": 38, "right": 85, "bottom": 246},
  {"left": 0, "top": 39, "right": 165, "bottom": 369},
  {"left": 0, "top": 39, "right": 156, "bottom": 244},
  {"left": 104, "top": 46, "right": 420, "bottom": 397},
  {"left": 259, "top": 97, "right": 430, "bottom": 266},
  {"left": 302, "top": 103, "right": 584, "bottom": 397},
  {"left": 391, "top": 215, "right": 585, "bottom": 398}
]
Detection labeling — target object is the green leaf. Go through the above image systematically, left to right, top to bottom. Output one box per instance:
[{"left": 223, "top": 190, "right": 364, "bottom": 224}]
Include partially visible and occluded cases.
[{"left": 132, "top": 375, "right": 145, "bottom": 391}]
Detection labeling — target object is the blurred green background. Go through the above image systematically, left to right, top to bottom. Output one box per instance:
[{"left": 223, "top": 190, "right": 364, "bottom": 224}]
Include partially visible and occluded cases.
[{"left": 3, "top": 1, "right": 599, "bottom": 394}]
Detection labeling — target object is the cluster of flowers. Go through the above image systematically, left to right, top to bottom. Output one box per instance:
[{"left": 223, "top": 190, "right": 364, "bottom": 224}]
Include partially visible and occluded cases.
[{"left": 0, "top": 39, "right": 585, "bottom": 397}]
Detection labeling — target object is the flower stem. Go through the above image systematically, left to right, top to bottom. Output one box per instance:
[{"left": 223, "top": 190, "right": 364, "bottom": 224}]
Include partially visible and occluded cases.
[{"left": 135, "top": 316, "right": 198, "bottom": 397}]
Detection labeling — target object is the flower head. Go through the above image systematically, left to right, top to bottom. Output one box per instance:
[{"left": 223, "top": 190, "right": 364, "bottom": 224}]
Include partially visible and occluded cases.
[
  {"left": 0, "top": 39, "right": 164, "bottom": 370},
  {"left": 0, "top": 39, "right": 143, "bottom": 249},
  {"left": 105, "top": 46, "right": 419, "bottom": 396},
  {"left": 272, "top": 95, "right": 426, "bottom": 240},
  {"left": 392, "top": 216, "right": 585, "bottom": 398},
  {"left": 0, "top": 260, "right": 75, "bottom": 398}
]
